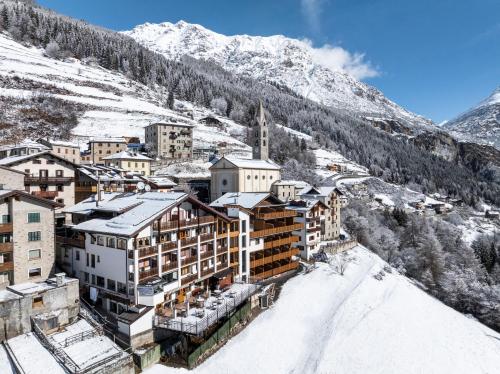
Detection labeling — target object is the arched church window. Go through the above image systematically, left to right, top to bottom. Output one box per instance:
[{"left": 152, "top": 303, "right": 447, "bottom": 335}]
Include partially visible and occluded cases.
[
  {"left": 263, "top": 131, "right": 266, "bottom": 138},
  {"left": 255, "top": 140, "right": 259, "bottom": 146},
  {"left": 263, "top": 140, "right": 266, "bottom": 146},
  {"left": 247, "top": 175, "right": 251, "bottom": 180},
  {"left": 255, "top": 175, "right": 258, "bottom": 180},
  {"left": 222, "top": 179, "right": 228, "bottom": 186}
]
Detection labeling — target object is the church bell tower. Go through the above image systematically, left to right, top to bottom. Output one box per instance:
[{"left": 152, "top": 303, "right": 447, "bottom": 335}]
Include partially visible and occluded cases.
[{"left": 251, "top": 100, "right": 269, "bottom": 160}]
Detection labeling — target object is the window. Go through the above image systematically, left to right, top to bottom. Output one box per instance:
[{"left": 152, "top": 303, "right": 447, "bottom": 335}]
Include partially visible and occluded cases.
[
  {"left": 263, "top": 131, "right": 267, "bottom": 138},
  {"left": 263, "top": 140, "right": 266, "bottom": 146},
  {"left": 57, "top": 148, "right": 61, "bottom": 153},
  {"left": 33, "top": 159, "right": 41, "bottom": 164},
  {"left": 47, "top": 160, "right": 55, "bottom": 164},
  {"left": 24, "top": 169, "right": 30, "bottom": 174},
  {"left": 56, "top": 170, "right": 64, "bottom": 177},
  {"left": 247, "top": 175, "right": 251, "bottom": 180},
  {"left": 254, "top": 175, "right": 258, "bottom": 180},
  {"left": 262, "top": 175, "right": 266, "bottom": 180},
  {"left": 222, "top": 179, "right": 227, "bottom": 186},
  {"left": 56, "top": 185, "right": 64, "bottom": 192},
  {"left": 56, "top": 199, "right": 64, "bottom": 205},
  {"left": 28, "top": 212, "right": 40, "bottom": 223},
  {"left": 1, "top": 215, "right": 11, "bottom": 224},
  {"left": 241, "top": 220, "right": 247, "bottom": 233},
  {"left": 28, "top": 231, "right": 41, "bottom": 241},
  {"left": 90, "top": 235, "right": 96, "bottom": 244},
  {"left": 97, "top": 236, "right": 104, "bottom": 246},
  {"left": 242, "top": 236, "right": 246, "bottom": 248},
  {"left": 106, "top": 237, "right": 115, "bottom": 248},
  {"left": 117, "top": 238, "right": 127, "bottom": 250},
  {"left": 28, "top": 249, "right": 41, "bottom": 260},
  {"left": 75, "top": 250, "right": 80, "bottom": 261},
  {"left": 86, "top": 253, "right": 89, "bottom": 266},
  {"left": 91, "top": 254, "right": 95, "bottom": 268},
  {"left": 97, "top": 256, "right": 100, "bottom": 263},
  {"left": 29, "top": 268, "right": 41, "bottom": 278},
  {"left": 84, "top": 272, "right": 89, "bottom": 282},
  {"left": 91, "top": 274, "right": 96, "bottom": 285},
  {"left": 96, "top": 276, "right": 105, "bottom": 287},
  {"left": 107, "top": 279, "right": 116, "bottom": 291},
  {"left": 117, "top": 282, "right": 127, "bottom": 294},
  {"left": 32, "top": 296, "right": 44, "bottom": 308},
  {"left": 109, "top": 301, "right": 117, "bottom": 314}
]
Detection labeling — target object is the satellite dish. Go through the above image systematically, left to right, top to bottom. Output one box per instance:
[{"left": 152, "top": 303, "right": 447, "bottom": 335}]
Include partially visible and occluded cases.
[
  {"left": 137, "top": 181, "right": 145, "bottom": 191},
  {"left": 145, "top": 184, "right": 151, "bottom": 192}
]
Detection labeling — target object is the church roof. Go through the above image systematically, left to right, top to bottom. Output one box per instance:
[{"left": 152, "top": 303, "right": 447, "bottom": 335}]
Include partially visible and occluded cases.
[{"left": 210, "top": 156, "right": 281, "bottom": 171}]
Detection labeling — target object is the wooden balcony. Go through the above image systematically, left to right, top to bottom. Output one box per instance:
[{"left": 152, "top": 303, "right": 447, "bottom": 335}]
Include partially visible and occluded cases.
[
  {"left": 25, "top": 176, "right": 74, "bottom": 184},
  {"left": 32, "top": 190, "right": 58, "bottom": 199},
  {"left": 255, "top": 210, "right": 297, "bottom": 220},
  {"left": 154, "top": 216, "right": 215, "bottom": 232},
  {"left": 0, "top": 223, "right": 13, "bottom": 234},
  {"left": 250, "top": 223, "right": 303, "bottom": 239},
  {"left": 199, "top": 233, "right": 213, "bottom": 243},
  {"left": 56, "top": 235, "right": 85, "bottom": 249},
  {"left": 263, "top": 235, "right": 300, "bottom": 250},
  {"left": 180, "top": 236, "right": 198, "bottom": 247},
  {"left": 161, "top": 241, "right": 177, "bottom": 252},
  {"left": 0, "top": 242, "right": 13, "bottom": 252},
  {"left": 138, "top": 246, "right": 158, "bottom": 259},
  {"left": 230, "top": 246, "right": 239, "bottom": 253},
  {"left": 250, "top": 248, "right": 300, "bottom": 268},
  {"left": 200, "top": 250, "right": 214, "bottom": 260},
  {"left": 181, "top": 255, "right": 197, "bottom": 267},
  {"left": 0, "top": 261, "right": 13, "bottom": 272},
  {"left": 162, "top": 261, "right": 178, "bottom": 273},
  {"left": 218, "top": 261, "right": 228, "bottom": 269},
  {"left": 251, "top": 261, "right": 299, "bottom": 280},
  {"left": 139, "top": 267, "right": 158, "bottom": 281},
  {"left": 200, "top": 267, "right": 215, "bottom": 278},
  {"left": 181, "top": 274, "right": 198, "bottom": 286}
]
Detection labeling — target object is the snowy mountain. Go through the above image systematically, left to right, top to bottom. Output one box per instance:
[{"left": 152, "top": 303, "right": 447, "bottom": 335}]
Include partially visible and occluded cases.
[
  {"left": 123, "top": 21, "right": 435, "bottom": 132},
  {"left": 444, "top": 87, "right": 500, "bottom": 150},
  {"left": 145, "top": 246, "right": 500, "bottom": 374}
]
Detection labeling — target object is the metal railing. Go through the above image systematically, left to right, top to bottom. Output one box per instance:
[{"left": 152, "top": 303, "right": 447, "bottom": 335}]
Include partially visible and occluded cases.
[{"left": 155, "top": 284, "right": 259, "bottom": 336}]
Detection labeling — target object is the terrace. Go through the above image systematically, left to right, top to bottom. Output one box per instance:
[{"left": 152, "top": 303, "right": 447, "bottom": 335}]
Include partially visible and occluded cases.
[{"left": 155, "top": 282, "right": 259, "bottom": 336}]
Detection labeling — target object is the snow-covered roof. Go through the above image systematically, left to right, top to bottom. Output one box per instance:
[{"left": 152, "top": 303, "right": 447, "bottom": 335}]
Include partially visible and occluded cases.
[
  {"left": 149, "top": 121, "right": 194, "bottom": 128},
  {"left": 89, "top": 136, "right": 127, "bottom": 143},
  {"left": 0, "top": 139, "right": 49, "bottom": 152},
  {"left": 44, "top": 139, "right": 80, "bottom": 147},
  {"left": 102, "top": 150, "right": 153, "bottom": 161},
  {"left": 0, "top": 151, "right": 77, "bottom": 167},
  {"left": 211, "top": 156, "right": 281, "bottom": 170},
  {"left": 144, "top": 176, "right": 177, "bottom": 187},
  {"left": 272, "top": 180, "right": 311, "bottom": 188},
  {"left": 299, "top": 185, "right": 339, "bottom": 197},
  {"left": 0, "top": 189, "right": 63, "bottom": 208},
  {"left": 64, "top": 192, "right": 123, "bottom": 215},
  {"left": 73, "top": 192, "right": 187, "bottom": 236},
  {"left": 210, "top": 192, "right": 271, "bottom": 209},
  {"left": 287, "top": 199, "right": 324, "bottom": 212}
]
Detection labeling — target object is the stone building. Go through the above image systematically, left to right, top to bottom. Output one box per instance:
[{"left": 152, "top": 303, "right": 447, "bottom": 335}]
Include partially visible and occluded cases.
[
  {"left": 144, "top": 122, "right": 193, "bottom": 160},
  {"left": 271, "top": 180, "right": 311, "bottom": 202},
  {"left": 0, "top": 190, "right": 61, "bottom": 288}
]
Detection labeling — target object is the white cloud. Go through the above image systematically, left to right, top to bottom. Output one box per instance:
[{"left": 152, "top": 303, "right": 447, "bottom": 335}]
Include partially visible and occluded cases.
[
  {"left": 301, "top": 0, "right": 323, "bottom": 33},
  {"left": 304, "top": 40, "right": 380, "bottom": 80}
]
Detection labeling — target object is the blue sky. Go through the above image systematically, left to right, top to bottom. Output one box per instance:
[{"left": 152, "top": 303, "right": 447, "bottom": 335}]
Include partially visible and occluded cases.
[{"left": 37, "top": 0, "right": 500, "bottom": 123}]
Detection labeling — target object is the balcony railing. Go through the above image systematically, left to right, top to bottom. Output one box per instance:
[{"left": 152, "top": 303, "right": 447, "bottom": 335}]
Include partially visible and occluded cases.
[
  {"left": 25, "top": 176, "right": 74, "bottom": 184},
  {"left": 32, "top": 191, "right": 58, "bottom": 199},
  {"left": 255, "top": 210, "right": 297, "bottom": 220},
  {"left": 154, "top": 216, "right": 215, "bottom": 232},
  {"left": 0, "top": 223, "right": 13, "bottom": 233},
  {"left": 250, "top": 223, "right": 303, "bottom": 239},
  {"left": 199, "top": 233, "right": 213, "bottom": 243},
  {"left": 56, "top": 235, "right": 85, "bottom": 249},
  {"left": 263, "top": 235, "right": 300, "bottom": 250},
  {"left": 180, "top": 236, "right": 198, "bottom": 247},
  {"left": 0, "top": 242, "right": 13, "bottom": 252},
  {"left": 161, "top": 242, "right": 177, "bottom": 252},
  {"left": 138, "top": 246, "right": 157, "bottom": 258},
  {"left": 230, "top": 246, "right": 239, "bottom": 253},
  {"left": 250, "top": 248, "right": 300, "bottom": 268},
  {"left": 200, "top": 250, "right": 214, "bottom": 260},
  {"left": 181, "top": 255, "right": 197, "bottom": 266},
  {"left": 0, "top": 261, "right": 13, "bottom": 272},
  {"left": 162, "top": 261, "right": 178, "bottom": 272},
  {"left": 218, "top": 261, "right": 228, "bottom": 269},
  {"left": 251, "top": 261, "right": 299, "bottom": 280},
  {"left": 139, "top": 267, "right": 158, "bottom": 281},
  {"left": 200, "top": 267, "right": 215, "bottom": 278},
  {"left": 181, "top": 274, "right": 198, "bottom": 285}
]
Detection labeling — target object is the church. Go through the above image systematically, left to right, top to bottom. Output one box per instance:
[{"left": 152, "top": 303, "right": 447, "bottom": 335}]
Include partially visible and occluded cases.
[{"left": 210, "top": 101, "right": 281, "bottom": 201}]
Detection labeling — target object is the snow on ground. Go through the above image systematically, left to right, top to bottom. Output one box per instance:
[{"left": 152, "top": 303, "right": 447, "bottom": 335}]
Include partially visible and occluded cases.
[
  {"left": 274, "top": 123, "right": 312, "bottom": 141},
  {"left": 147, "top": 246, "right": 500, "bottom": 374},
  {"left": 6, "top": 332, "right": 66, "bottom": 374},
  {"left": 0, "top": 344, "right": 15, "bottom": 374}
]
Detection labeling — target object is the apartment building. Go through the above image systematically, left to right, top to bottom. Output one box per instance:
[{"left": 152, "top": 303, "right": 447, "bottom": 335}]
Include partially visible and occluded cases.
[
  {"left": 144, "top": 122, "right": 193, "bottom": 160},
  {"left": 88, "top": 137, "right": 128, "bottom": 164},
  {"left": 37, "top": 138, "right": 81, "bottom": 164},
  {"left": 0, "top": 139, "right": 49, "bottom": 159},
  {"left": 103, "top": 151, "right": 153, "bottom": 176},
  {"left": 0, "top": 152, "right": 77, "bottom": 219},
  {"left": 210, "top": 156, "right": 281, "bottom": 201},
  {"left": 271, "top": 180, "right": 312, "bottom": 202},
  {"left": 299, "top": 186, "right": 343, "bottom": 240},
  {"left": 0, "top": 189, "right": 60, "bottom": 289},
  {"left": 57, "top": 192, "right": 238, "bottom": 314},
  {"left": 210, "top": 192, "right": 301, "bottom": 281},
  {"left": 287, "top": 199, "right": 327, "bottom": 260}
]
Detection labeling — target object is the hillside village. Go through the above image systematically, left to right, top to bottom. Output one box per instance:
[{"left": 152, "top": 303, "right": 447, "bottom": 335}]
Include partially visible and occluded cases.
[{"left": 0, "top": 1, "right": 499, "bottom": 373}]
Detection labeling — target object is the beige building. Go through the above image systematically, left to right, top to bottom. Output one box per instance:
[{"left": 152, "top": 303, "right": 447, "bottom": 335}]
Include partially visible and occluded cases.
[
  {"left": 144, "top": 122, "right": 193, "bottom": 160},
  {"left": 88, "top": 137, "right": 128, "bottom": 164},
  {"left": 37, "top": 138, "right": 81, "bottom": 164},
  {"left": 0, "top": 151, "right": 77, "bottom": 218},
  {"left": 103, "top": 151, "right": 153, "bottom": 176},
  {"left": 210, "top": 156, "right": 281, "bottom": 201},
  {"left": 0, "top": 166, "right": 25, "bottom": 190},
  {"left": 271, "top": 180, "right": 312, "bottom": 202},
  {"left": 299, "top": 186, "right": 343, "bottom": 240},
  {"left": 0, "top": 189, "right": 60, "bottom": 289}
]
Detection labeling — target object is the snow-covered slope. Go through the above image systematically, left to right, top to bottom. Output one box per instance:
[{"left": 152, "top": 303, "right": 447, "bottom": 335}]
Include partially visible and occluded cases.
[
  {"left": 123, "top": 21, "right": 435, "bottom": 132},
  {"left": 0, "top": 32, "right": 249, "bottom": 154},
  {"left": 444, "top": 87, "right": 500, "bottom": 149},
  {"left": 146, "top": 246, "right": 500, "bottom": 374}
]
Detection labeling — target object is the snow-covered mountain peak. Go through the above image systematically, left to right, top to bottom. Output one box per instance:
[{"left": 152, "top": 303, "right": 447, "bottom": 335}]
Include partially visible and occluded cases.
[{"left": 123, "top": 21, "right": 435, "bottom": 131}]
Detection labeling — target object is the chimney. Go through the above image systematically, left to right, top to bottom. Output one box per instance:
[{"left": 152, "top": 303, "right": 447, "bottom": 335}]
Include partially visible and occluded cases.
[{"left": 55, "top": 272, "right": 66, "bottom": 287}]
